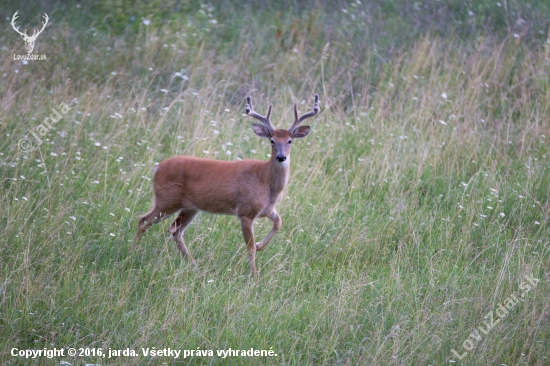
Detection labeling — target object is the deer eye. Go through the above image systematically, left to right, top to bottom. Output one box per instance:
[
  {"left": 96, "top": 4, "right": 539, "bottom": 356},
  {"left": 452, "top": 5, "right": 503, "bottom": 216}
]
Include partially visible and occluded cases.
[
  {"left": 270, "top": 139, "right": 275, "bottom": 145},
  {"left": 288, "top": 139, "right": 293, "bottom": 144}
]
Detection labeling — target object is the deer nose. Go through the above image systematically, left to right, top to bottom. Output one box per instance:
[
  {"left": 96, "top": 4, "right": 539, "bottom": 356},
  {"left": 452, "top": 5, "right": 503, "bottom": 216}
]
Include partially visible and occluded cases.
[{"left": 276, "top": 155, "right": 286, "bottom": 162}]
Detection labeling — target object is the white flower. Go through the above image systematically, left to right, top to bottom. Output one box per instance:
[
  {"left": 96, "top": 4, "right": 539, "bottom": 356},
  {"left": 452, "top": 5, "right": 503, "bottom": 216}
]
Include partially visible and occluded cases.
[
  {"left": 142, "top": 18, "right": 151, "bottom": 26},
  {"left": 440, "top": 92, "right": 447, "bottom": 99}
]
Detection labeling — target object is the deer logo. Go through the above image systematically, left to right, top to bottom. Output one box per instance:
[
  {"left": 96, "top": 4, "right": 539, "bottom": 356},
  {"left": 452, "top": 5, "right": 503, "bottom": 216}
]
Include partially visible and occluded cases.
[{"left": 11, "top": 11, "right": 49, "bottom": 54}]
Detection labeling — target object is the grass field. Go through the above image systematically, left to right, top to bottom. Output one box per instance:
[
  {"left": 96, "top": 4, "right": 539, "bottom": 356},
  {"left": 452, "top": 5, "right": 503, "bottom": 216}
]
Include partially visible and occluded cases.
[{"left": 1, "top": 1, "right": 549, "bottom": 365}]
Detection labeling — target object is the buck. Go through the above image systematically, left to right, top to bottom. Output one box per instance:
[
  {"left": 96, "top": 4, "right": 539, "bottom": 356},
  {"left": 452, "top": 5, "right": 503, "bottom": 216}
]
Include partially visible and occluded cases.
[
  {"left": 11, "top": 11, "right": 49, "bottom": 54},
  {"left": 135, "top": 95, "right": 320, "bottom": 276}
]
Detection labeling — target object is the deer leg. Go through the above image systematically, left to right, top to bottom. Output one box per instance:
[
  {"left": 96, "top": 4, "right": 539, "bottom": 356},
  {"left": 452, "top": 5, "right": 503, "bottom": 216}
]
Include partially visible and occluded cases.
[
  {"left": 134, "top": 207, "right": 174, "bottom": 244},
  {"left": 168, "top": 210, "right": 199, "bottom": 265},
  {"left": 256, "top": 210, "right": 282, "bottom": 252},
  {"left": 240, "top": 216, "right": 257, "bottom": 277}
]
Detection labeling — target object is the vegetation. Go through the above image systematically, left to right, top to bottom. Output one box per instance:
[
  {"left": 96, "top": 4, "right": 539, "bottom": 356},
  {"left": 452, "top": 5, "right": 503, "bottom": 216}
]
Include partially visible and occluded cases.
[{"left": 1, "top": 0, "right": 549, "bottom": 364}]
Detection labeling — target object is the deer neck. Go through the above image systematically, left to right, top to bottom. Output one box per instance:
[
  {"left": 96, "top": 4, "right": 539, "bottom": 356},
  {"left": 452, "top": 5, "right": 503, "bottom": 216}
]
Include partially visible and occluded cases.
[{"left": 268, "top": 157, "right": 290, "bottom": 194}]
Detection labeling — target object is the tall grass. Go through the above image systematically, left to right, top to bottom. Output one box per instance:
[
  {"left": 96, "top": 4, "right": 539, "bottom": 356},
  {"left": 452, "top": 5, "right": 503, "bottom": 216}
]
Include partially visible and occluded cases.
[{"left": 1, "top": 1, "right": 549, "bottom": 365}]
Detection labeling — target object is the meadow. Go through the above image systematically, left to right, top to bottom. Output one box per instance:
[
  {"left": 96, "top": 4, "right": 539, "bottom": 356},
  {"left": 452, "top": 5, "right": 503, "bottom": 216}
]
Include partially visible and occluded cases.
[{"left": 1, "top": 0, "right": 549, "bottom": 364}]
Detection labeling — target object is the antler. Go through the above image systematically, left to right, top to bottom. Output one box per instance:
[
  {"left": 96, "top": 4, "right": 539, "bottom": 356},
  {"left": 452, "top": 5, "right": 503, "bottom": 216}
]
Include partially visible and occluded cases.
[
  {"left": 11, "top": 11, "right": 27, "bottom": 37},
  {"left": 11, "top": 11, "right": 48, "bottom": 40},
  {"left": 30, "top": 13, "right": 49, "bottom": 40},
  {"left": 288, "top": 94, "right": 320, "bottom": 133},
  {"left": 245, "top": 96, "right": 275, "bottom": 133}
]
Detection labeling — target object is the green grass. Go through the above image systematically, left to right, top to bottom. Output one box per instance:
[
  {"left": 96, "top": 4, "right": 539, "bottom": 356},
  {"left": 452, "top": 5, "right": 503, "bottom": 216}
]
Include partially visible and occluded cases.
[{"left": 1, "top": 1, "right": 549, "bottom": 365}]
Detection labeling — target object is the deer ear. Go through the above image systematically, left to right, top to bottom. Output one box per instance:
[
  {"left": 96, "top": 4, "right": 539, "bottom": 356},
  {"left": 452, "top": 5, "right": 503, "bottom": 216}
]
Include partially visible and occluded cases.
[
  {"left": 252, "top": 123, "right": 271, "bottom": 138},
  {"left": 292, "top": 125, "right": 310, "bottom": 138}
]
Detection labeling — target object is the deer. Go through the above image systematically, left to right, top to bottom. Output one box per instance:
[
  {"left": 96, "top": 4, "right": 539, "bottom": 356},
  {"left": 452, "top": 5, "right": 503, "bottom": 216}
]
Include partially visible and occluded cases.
[
  {"left": 11, "top": 11, "right": 49, "bottom": 54},
  {"left": 135, "top": 94, "right": 320, "bottom": 276}
]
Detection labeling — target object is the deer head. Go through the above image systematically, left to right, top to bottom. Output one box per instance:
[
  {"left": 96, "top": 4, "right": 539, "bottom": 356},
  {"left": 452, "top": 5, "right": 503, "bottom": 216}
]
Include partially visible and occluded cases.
[
  {"left": 11, "top": 11, "right": 49, "bottom": 54},
  {"left": 245, "top": 94, "right": 320, "bottom": 165}
]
